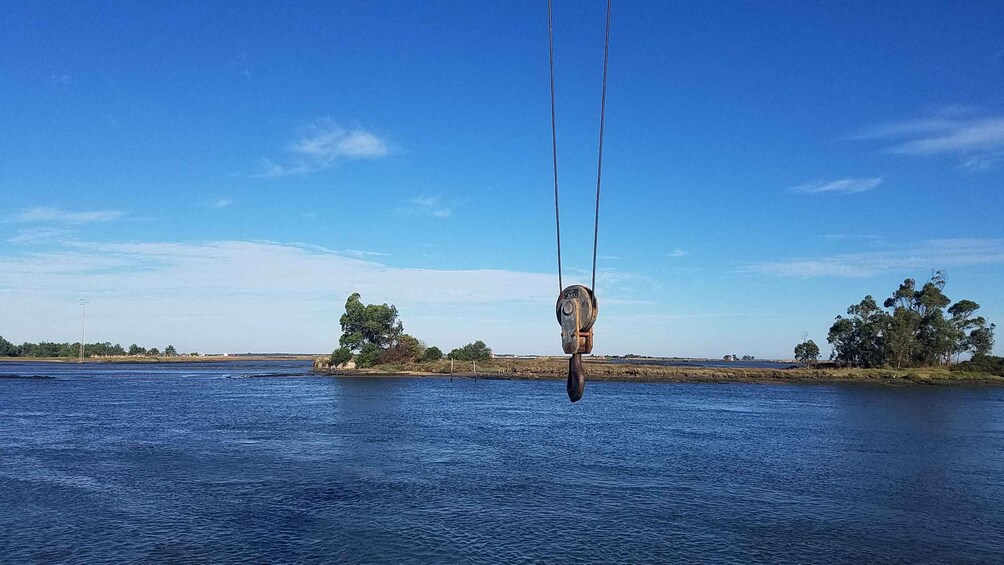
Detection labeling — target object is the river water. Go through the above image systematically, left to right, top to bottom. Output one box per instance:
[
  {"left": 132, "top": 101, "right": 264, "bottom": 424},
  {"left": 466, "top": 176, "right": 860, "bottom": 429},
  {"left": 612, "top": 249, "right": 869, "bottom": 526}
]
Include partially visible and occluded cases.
[{"left": 2, "top": 361, "right": 1003, "bottom": 563}]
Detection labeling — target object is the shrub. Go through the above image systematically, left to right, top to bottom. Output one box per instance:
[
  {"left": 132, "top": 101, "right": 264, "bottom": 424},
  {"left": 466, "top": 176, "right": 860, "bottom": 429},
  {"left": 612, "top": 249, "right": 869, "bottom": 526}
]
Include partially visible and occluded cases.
[
  {"left": 422, "top": 346, "right": 443, "bottom": 362},
  {"left": 330, "top": 347, "right": 353, "bottom": 367}
]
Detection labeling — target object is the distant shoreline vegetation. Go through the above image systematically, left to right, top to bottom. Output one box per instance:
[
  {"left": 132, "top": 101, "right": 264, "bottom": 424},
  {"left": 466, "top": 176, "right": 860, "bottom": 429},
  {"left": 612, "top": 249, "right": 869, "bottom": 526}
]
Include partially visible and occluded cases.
[
  {"left": 790, "top": 271, "right": 1001, "bottom": 378},
  {"left": 793, "top": 271, "right": 997, "bottom": 370},
  {"left": 323, "top": 293, "right": 493, "bottom": 371},
  {"left": 0, "top": 337, "right": 180, "bottom": 359}
]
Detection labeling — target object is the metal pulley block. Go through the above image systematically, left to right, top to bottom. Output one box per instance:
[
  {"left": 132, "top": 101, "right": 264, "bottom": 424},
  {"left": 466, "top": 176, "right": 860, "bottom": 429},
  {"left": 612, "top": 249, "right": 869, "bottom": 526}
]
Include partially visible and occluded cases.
[
  {"left": 556, "top": 284, "right": 598, "bottom": 402},
  {"left": 556, "top": 285, "right": 598, "bottom": 354}
]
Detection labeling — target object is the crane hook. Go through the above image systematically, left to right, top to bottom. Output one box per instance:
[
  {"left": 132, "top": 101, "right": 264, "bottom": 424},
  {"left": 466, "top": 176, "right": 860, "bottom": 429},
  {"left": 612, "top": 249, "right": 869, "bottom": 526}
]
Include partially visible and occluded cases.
[{"left": 556, "top": 284, "right": 598, "bottom": 402}]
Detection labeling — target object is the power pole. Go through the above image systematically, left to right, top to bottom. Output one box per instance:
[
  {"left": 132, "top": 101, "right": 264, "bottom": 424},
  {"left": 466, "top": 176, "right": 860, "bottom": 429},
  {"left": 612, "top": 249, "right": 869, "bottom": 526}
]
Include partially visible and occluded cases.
[{"left": 78, "top": 299, "right": 89, "bottom": 364}]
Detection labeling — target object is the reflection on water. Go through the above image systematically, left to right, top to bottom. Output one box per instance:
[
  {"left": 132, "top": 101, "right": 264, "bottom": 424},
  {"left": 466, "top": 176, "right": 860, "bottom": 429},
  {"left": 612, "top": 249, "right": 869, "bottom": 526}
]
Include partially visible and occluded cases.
[{"left": 1, "top": 361, "right": 1003, "bottom": 563}]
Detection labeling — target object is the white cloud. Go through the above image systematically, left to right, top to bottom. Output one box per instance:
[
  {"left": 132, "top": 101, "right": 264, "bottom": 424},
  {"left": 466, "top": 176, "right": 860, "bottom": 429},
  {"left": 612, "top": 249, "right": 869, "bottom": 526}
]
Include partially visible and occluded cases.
[
  {"left": 855, "top": 113, "right": 1004, "bottom": 170},
  {"left": 257, "top": 118, "right": 389, "bottom": 177},
  {"left": 790, "top": 177, "right": 883, "bottom": 195},
  {"left": 398, "top": 195, "right": 452, "bottom": 218},
  {"left": 208, "top": 198, "right": 233, "bottom": 209},
  {"left": 11, "top": 207, "right": 123, "bottom": 224},
  {"left": 7, "top": 227, "right": 74, "bottom": 244},
  {"left": 0, "top": 238, "right": 660, "bottom": 354},
  {"left": 743, "top": 238, "right": 1004, "bottom": 278},
  {"left": 667, "top": 248, "right": 688, "bottom": 258},
  {"left": 340, "top": 249, "right": 389, "bottom": 258}
]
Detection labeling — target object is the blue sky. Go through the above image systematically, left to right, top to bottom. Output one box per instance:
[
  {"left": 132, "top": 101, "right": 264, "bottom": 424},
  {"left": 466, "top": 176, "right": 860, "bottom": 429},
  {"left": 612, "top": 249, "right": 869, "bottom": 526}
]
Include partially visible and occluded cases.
[{"left": 1, "top": 1, "right": 1002, "bottom": 357}]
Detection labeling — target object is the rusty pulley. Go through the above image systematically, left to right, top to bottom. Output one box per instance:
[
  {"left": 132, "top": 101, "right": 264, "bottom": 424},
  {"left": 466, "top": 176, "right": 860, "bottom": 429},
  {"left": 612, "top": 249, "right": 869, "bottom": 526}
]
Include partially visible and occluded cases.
[{"left": 556, "top": 284, "right": 598, "bottom": 402}]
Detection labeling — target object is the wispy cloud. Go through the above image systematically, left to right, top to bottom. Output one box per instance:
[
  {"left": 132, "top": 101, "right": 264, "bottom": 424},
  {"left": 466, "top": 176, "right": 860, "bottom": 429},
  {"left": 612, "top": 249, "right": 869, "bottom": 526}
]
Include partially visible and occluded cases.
[
  {"left": 49, "top": 74, "right": 72, "bottom": 85},
  {"left": 855, "top": 112, "right": 1004, "bottom": 170},
  {"left": 257, "top": 118, "right": 389, "bottom": 177},
  {"left": 790, "top": 177, "right": 883, "bottom": 195},
  {"left": 398, "top": 195, "right": 452, "bottom": 218},
  {"left": 207, "top": 198, "right": 233, "bottom": 209},
  {"left": 11, "top": 207, "right": 123, "bottom": 224},
  {"left": 7, "top": 227, "right": 74, "bottom": 244},
  {"left": 0, "top": 237, "right": 665, "bottom": 354},
  {"left": 743, "top": 238, "right": 1004, "bottom": 278},
  {"left": 667, "top": 248, "right": 689, "bottom": 258},
  {"left": 340, "top": 249, "right": 389, "bottom": 258}
]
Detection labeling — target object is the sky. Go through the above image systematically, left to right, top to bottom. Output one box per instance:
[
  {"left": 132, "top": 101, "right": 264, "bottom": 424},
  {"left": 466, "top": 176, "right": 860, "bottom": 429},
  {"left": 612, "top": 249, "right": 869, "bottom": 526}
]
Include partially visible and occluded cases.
[{"left": 1, "top": 1, "right": 1003, "bottom": 358}]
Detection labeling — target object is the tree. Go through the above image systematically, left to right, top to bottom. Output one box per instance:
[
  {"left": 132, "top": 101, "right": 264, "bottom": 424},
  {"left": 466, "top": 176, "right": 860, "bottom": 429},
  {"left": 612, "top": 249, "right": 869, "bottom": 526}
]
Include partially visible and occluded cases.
[
  {"left": 338, "top": 293, "right": 403, "bottom": 351},
  {"left": 828, "top": 296, "right": 889, "bottom": 368},
  {"left": 969, "top": 323, "right": 996, "bottom": 357},
  {"left": 379, "top": 334, "right": 423, "bottom": 364},
  {"left": 0, "top": 335, "right": 19, "bottom": 357},
  {"left": 448, "top": 340, "right": 492, "bottom": 361},
  {"left": 794, "top": 340, "right": 820, "bottom": 365},
  {"left": 355, "top": 343, "right": 382, "bottom": 368},
  {"left": 128, "top": 344, "right": 146, "bottom": 356},
  {"left": 164, "top": 345, "right": 177, "bottom": 356},
  {"left": 422, "top": 346, "right": 443, "bottom": 362},
  {"left": 148, "top": 347, "right": 160, "bottom": 356},
  {"left": 330, "top": 347, "right": 352, "bottom": 367}
]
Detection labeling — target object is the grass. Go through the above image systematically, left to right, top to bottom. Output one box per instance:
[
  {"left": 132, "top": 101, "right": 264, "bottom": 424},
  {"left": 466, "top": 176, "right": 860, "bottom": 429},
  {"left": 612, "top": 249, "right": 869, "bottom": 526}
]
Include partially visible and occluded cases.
[{"left": 315, "top": 356, "right": 1004, "bottom": 385}]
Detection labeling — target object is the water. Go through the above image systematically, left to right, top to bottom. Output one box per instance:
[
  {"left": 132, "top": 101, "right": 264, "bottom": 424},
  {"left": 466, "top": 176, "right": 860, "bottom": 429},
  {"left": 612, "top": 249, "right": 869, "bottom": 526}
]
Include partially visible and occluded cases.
[{"left": 2, "top": 361, "right": 1003, "bottom": 563}]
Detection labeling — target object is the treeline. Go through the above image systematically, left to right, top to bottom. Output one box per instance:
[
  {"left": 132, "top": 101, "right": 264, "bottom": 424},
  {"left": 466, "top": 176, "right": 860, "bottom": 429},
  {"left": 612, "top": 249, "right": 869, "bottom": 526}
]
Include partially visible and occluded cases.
[
  {"left": 800, "top": 272, "right": 996, "bottom": 369},
  {"left": 329, "top": 293, "right": 492, "bottom": 368},
  {"left": 0, "top": 336, "right": 178, "bottom": 358}
]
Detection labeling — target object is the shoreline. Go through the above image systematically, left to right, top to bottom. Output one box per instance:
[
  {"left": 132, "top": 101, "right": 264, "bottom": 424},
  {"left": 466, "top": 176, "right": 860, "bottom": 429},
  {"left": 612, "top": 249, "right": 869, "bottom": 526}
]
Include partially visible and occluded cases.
[{"left": 314, "top": 358, "right": 1004, "bottom": 387}]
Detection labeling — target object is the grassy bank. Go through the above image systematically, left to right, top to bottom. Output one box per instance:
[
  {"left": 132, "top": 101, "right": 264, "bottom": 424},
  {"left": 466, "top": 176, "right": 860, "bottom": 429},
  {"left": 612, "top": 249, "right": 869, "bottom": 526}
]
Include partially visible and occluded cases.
[{"left": 314, "top": 357, "right": 1004, "bottom": 386}]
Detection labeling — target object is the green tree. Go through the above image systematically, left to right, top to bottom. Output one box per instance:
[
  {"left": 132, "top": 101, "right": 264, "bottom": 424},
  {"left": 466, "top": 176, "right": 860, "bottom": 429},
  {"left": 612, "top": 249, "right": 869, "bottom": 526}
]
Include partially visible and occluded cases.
[
  {"left": 338, "top": 293, "right": 403, "bottom": 351},
  {"left": 828, "top": 296, "right": 889, "bottom": 368},
  {"left": 969, "top": 323, "right": 996, "bottom": 357},
  {"left": 0, "top": 335, "right": 19, "bottom": 357},
  {"left": 448, "top": 340, "right": 493, "bottom": 361},
  {"left": 794, "top": 340, "right": 820, "bottom": 365},
  {"left": 355, "top": 343, "right": 382, "bottom": 368},
  {"left": 128, "top": 344, "right": 146, "bottom": 356},
  {"left": 164, "top": 345, "right": 177, "bottom": 356},
  {"left": 422, "top": 346, "right": 443, "bottom": 362},
  {"left": 148, "top": 347, "right": 160, "bottom": 356},
  {"left": 330, "top": 347, "right": 353, "bottom": 367}
]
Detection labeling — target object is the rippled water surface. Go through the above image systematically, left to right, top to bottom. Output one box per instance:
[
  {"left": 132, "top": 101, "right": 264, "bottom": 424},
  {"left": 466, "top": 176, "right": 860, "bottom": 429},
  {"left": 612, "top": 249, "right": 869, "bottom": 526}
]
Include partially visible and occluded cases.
[{"left": 2, "top": 361, "right": 1004, "bottom": 563}]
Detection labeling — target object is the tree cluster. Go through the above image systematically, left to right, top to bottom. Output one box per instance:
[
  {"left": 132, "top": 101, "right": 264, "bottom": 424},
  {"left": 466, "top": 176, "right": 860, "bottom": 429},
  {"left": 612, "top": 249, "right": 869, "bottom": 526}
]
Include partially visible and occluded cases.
[
  {"left": 826, "top": 272, "right": 995, "bottom": 368},
  {"left": 331, "top": 293, "right": 486, "bottom": 368},
  {"left": 0, "top": 336, "right": 179, "bottom": 358},
  {"left": 447, "top": 340, "right": 493, "bottom": 361}
]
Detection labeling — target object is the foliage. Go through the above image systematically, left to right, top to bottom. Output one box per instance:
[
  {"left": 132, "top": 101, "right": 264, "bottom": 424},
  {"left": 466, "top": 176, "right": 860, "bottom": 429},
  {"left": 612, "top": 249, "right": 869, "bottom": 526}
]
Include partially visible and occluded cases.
[
  {"left": 824, "top": 272, "right": 996, "bottom": 368},
  {"left": 338, "top": 293, "right": 403, "bottom": 351},
  {"left": 378, "top": 334, "right": 423, "bottom": 364},
  {"left": 0, "top": 335, "right": 17, "bottom": 357},
  {"left": 0, "top": 338, "right": 131, "bottom": 358},
  {"left": 448, "top": 340, "right": 493, "bottom": 361},
  {"left": 794, "top": 340, "right": 820, "bottom": 364},
  {"left": 355, "top": 343, "right": 382, "bottom": 368},
  {"left": 128, "top": 344, "right": 147, "bottom": 356},
  {"left": 165, "top": 345, "right": 177, "bottom": 356},
  {"left": 422, "top": 346, "right": 443, "bottom": 362},
  {"left": 148, "top": 347, "right": 160, "bottom": 356},
  {"left": 329, "top": 347, "right": 353, "bottom": 367},
  {"left": 950, "top": 354, "right": 1004, "bottom": 377}
]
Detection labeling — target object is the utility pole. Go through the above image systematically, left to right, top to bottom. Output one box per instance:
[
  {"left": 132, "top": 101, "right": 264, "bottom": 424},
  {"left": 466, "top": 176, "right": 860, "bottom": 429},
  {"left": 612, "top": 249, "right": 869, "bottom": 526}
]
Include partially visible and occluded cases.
[{"left": 78, "top": 299, "right": 89, "bottom": 364}]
